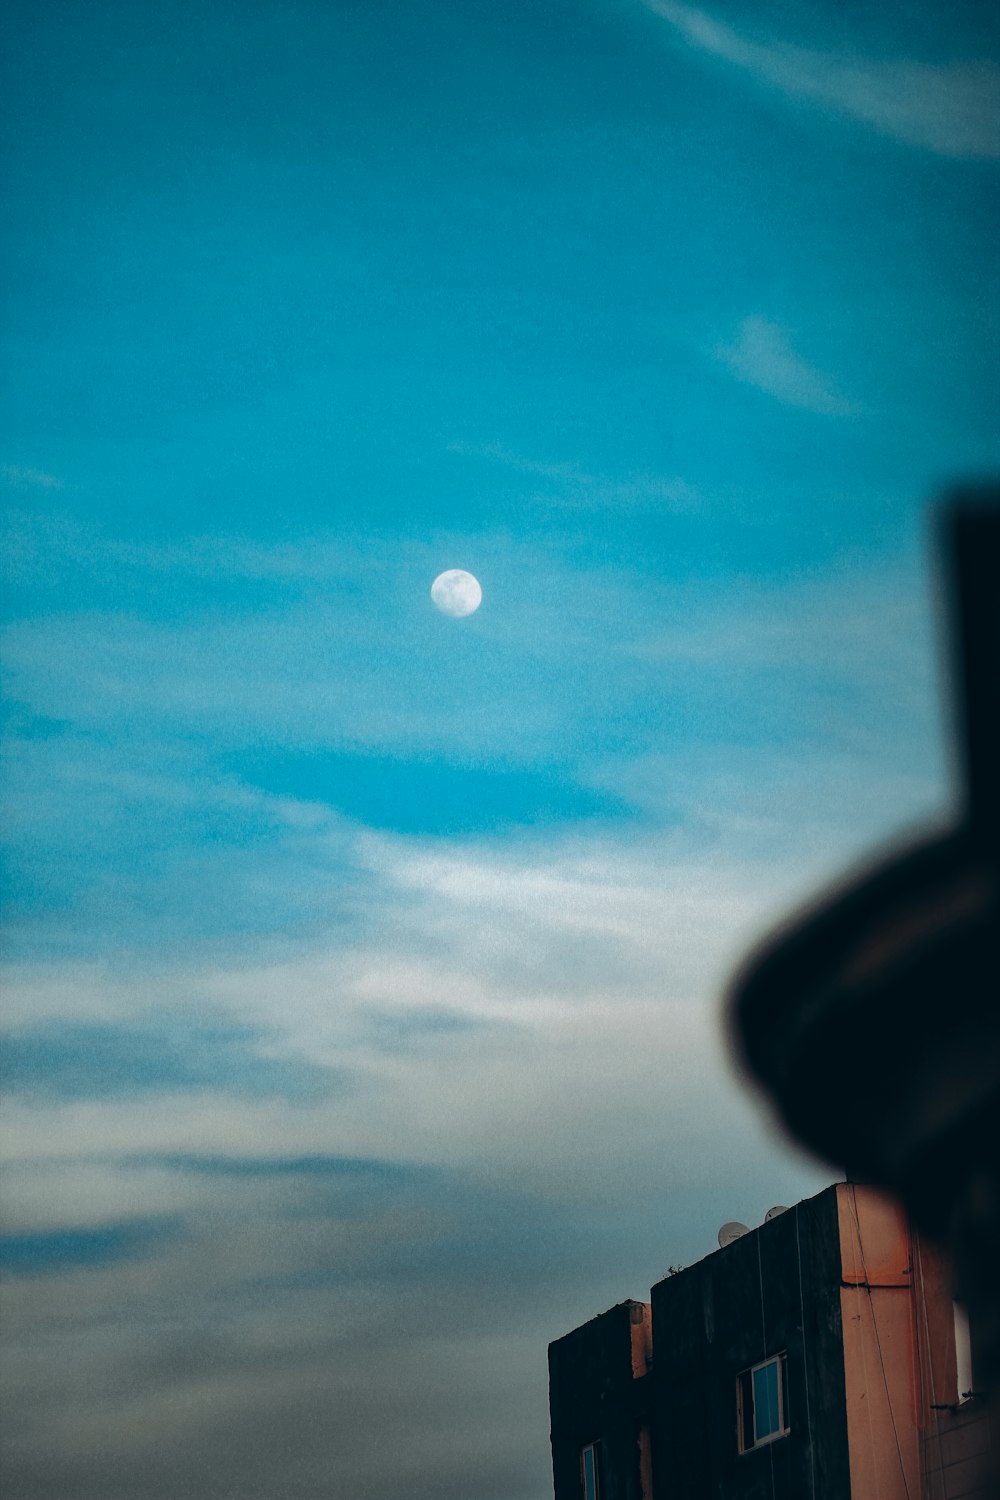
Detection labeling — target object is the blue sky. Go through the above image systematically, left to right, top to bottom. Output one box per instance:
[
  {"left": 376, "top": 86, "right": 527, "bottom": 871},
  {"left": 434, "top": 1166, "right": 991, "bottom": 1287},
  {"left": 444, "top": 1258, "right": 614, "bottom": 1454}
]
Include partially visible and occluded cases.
[{"left": 2, "top": 1, "right": 998, "bottom": 1495}]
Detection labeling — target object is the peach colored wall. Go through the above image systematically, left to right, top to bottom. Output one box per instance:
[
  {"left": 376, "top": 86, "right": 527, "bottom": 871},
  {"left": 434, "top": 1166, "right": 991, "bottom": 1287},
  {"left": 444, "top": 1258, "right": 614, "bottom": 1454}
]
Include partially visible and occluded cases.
[
  {"left": 837, "top": 1183, "right": 922, "bottom": 1500},
  {"left": 629, "top": 1302, "right": 652, "bottom": 1380},
  {"left": 628, "top": 1306, "right": 654, "bottom": 1500}
]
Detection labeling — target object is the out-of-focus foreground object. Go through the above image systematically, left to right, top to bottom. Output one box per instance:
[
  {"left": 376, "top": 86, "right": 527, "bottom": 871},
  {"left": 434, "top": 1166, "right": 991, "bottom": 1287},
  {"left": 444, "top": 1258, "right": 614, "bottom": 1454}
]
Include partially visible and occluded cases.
[{"left": 730, "top": 490, "right": 1000, "bottom": 1474}]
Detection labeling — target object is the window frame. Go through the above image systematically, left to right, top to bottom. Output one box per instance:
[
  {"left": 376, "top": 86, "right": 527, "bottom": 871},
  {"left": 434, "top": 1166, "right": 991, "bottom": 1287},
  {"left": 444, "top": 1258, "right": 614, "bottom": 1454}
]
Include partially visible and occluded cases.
[
  {"left": 953, "top": 1297, "right": 975, "bottom": 1403},
  {"left": 737, "top": 1352, "right": 789, "bottom": 1453},
  {"left": 580, "top": 1441, "right": 601, "bottom": 1500}
]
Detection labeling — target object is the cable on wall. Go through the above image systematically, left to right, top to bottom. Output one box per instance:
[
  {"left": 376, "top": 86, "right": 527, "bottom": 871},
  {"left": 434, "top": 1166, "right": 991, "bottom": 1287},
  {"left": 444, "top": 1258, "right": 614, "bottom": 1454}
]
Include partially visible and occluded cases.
[
  {"left": 848, "top": 1186, "right": 912, "bottom": 1500},
  {"left": 794, "top": 1205, "right": 818, "bottom": 1500},
  {"left": 913, "top": 1237, "right": 948, "bottom": 1484}
]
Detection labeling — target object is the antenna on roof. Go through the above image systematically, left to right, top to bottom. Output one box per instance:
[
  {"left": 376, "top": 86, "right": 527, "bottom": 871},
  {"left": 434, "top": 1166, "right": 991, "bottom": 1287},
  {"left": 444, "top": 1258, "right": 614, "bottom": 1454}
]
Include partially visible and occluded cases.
[
  {"left": 764, "top": 1205, "right": 789, "bottom": 1222},
  {"left": 718, "top": 1221, "right": 750, "bottom": 1247}
]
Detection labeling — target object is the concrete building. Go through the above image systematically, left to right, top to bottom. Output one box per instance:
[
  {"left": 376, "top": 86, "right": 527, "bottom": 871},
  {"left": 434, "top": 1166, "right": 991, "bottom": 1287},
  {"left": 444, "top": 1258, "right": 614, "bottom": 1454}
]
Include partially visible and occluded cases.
[{"left": 548, "top": 1182, "right": 993, "bottom": 1500}]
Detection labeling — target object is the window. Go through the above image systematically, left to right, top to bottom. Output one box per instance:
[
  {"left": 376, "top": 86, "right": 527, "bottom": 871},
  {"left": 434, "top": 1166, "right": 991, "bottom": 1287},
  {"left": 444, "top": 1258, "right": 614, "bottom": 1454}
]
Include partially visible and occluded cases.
[
  {"left": 954, "top": 1298, "right": 974, "bottom": 1402},
  {"left": 737, "top": 1353, "right": 789, "bottom": 1452},
  {"left": 581, "top": 1442, "right": 601, "bottom": 1500}
]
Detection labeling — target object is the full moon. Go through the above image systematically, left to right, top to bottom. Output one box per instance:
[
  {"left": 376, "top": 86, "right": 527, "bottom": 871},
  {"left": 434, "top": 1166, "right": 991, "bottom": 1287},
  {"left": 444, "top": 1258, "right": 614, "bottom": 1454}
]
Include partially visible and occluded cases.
[{"left": 430, "top": 569, "right": 482, "bottom": 617}]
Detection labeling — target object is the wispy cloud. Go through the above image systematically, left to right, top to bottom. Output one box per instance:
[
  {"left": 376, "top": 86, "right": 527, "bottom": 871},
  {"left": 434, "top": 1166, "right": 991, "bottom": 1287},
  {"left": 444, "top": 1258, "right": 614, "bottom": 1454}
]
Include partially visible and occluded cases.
[
  {"left": 640, "top": 0, "right": 1000, "bottom": 159},
  {"left": 716, "top": 316, "right": 855, "bottom": 415},
  {"left": 447, "top": 441, "right": 700, "bottom": 512},
  {"left": 1, "top": 464, "right": 65, "bottom": 490},
  {"left": 0, "top": 507, "right": 363, "bottom": 588},
  {"left": 1, "top": 519, "right": 944, "bottom": 972},
  {"left": 0, "top": 533, "right": 672, "bottom": 777}
]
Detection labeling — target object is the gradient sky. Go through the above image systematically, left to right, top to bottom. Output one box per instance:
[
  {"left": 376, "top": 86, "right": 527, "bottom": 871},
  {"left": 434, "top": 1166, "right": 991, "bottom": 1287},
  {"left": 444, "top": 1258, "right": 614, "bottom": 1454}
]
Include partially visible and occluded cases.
[{"left": 2, "top": 2, "right": 998, "bottom": 1496}]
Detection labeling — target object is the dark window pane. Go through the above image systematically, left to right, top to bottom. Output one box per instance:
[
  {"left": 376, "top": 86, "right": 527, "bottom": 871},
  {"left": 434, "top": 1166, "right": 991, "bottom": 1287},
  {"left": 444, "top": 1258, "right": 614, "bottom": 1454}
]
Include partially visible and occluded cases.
[{"left": 753, "top": 1360, "right": 781, "bottom": 1440}]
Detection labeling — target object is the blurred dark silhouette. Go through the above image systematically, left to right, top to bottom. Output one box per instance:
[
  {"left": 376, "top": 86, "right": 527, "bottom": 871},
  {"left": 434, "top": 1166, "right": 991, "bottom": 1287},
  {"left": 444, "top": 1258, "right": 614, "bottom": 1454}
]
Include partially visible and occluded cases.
[{"left": 730, "top": 490, "right": 1000, "bottom": 1484}]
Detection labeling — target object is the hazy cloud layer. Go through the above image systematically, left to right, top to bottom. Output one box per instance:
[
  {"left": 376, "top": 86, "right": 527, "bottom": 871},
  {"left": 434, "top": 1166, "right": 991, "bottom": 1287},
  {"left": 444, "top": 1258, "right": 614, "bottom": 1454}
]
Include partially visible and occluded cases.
[
  {"left": 0, "top": 539, "right": 951, "bottom": 1496},
  {"left": 1, "top": 888, "right": 831, "bottom": 1498},
  {"left": 1, "top": 1012, "right": 337, "bottom": 1103}
]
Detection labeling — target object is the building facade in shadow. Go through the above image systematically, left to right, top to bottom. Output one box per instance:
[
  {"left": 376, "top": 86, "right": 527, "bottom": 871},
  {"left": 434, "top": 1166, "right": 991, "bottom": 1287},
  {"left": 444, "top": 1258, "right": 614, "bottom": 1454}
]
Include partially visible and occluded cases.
[{"left": 549, "top": 1182, "right": 992, "bottom": 1499}]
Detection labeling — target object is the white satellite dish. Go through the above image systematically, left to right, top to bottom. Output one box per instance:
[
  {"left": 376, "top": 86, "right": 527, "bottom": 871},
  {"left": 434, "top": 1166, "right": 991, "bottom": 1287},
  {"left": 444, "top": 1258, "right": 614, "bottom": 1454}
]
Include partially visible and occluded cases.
[
  {"left": 764, "top": 1205, "right": 789, "bottom": 1222},
  {"left": 718, "top": 1221, "right": 750, "bottom": 1247}
]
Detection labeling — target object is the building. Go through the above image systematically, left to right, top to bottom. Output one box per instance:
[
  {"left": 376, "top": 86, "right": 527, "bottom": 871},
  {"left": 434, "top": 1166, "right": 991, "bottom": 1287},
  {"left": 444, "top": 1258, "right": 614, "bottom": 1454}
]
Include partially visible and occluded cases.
[{"left": 548, "top": 1181, "right": 993, "bottom": 1500}]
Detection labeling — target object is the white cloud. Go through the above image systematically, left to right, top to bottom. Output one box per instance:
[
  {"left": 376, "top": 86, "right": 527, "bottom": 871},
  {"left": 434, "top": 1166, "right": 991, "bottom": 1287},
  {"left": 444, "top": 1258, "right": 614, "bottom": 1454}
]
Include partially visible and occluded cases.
[
  {"left": 641, "top": 0, "right": 1000, "bottom": 159},
  {"left": 716, "top": 316, "right": 855, "bottom": 414},
  {"left": 0, "top": 753, "right": 929, "bottom": 1196}
]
